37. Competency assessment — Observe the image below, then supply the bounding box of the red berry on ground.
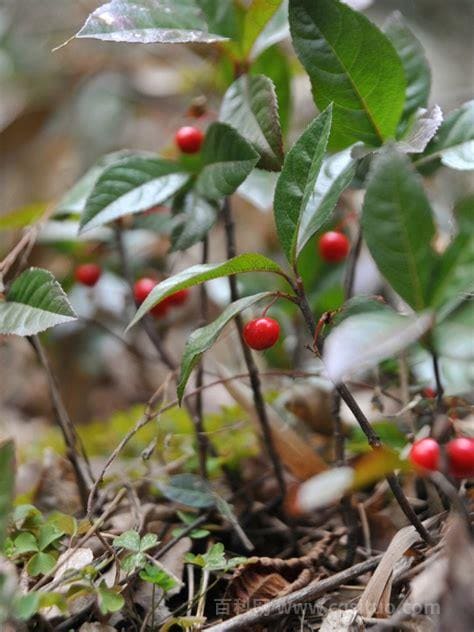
[409,438,440,472]
[168,288,190,306]
[175,126,204,154]
[446,437,474,479]
[318,231,350,263]
[422,387,437,399]
[243,317,280,351]
[133,277,156,304]
[75,263,102,287]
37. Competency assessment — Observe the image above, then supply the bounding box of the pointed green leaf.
[289,0,405,150]
[80,156,188,232]
[75,0,228,44]
[196,0,239,39]
[416,100,474,170]
[13,593,41,621]
[0,203,46,230]
[27,552,57,577]
[362,149,436,311]
[240,0,284,58]
[384,12,431,124]
[296,148,355,258]
[220,74,284,171]
[274,106,333,264]
[38,524,64,551]
[127,253,286,329]
[196,123,259,199]
[0,268,77,336]
[0,440,14,552]
[324,310,433,383]
[178,292,274,402]
[251,0,289,60]
[170,193,218,252]
[140,533,158,552]
[252,43,292,135]
[139,563,178,591]
[158,474,215,508]
[428,232,474,320]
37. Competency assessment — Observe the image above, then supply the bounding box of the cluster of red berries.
[133,277,189,319]
[409,436,474,479]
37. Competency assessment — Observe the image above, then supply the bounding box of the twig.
[195,236,210,479]
[205,554,383,632]
[343,227,363,300]
[292,280,434,545]
[221,197,286,502]
[29,335,92,513]
[431,351,445,412]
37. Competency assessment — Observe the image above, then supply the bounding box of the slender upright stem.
[29,336,91,513]
[343,227,363,300]
[293,279,434,545]
[195,237,210,479]
[222,198,286,501]
[431,351,445,412]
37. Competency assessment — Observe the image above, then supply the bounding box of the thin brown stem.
[222,197,286,502]
[293,280,434,545]
[431,351,445,412]
[343,227,363,300]
[29,336,91,513]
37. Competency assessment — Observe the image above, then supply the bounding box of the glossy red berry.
[446,437,474,479]
[168,288,190,306]
[175,126,204,154]
[409,438,440,472]
[318,231,350,263]
[422,387,437,399]
[243,317,280,351]
[133,277,156,304]
[75,263,102,287]
[151,298,172,318]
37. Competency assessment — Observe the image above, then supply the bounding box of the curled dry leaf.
[225,537,332,616]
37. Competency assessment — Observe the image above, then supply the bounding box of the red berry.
[175,126,204,154]
[446,437,474,479]
[243,317,280,351]
[318,231,350,263]
[422,387,437,399]
[151,298,172,318]
[409,438,440,472]
[168,288,190,306]
[133,277,156,304]
[75,263,102,287]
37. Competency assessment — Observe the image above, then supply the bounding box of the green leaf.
[121,552,145,573]
[14,532,39,555]
[220,75,283,172]
[127,253,286,329]
[323,310,433,383]
[384,12,431,125]
[139,563,178,591]
[0,268,76,336]
[251,0,289,60]
[55,151,132,216]
[80,156,188,232]
[0,440,14,552]
[13,593,41,621]
[178,292,274,402]
[434,303,474,362]
[251,43,292,135]
[75,0,228,44]
[416,100,474,170]
[37,524,64,551]
[158,474,215,508]
[240,0,284,58]
[296,148,355,258]
[113,530,141,552]
[26,552,57,577]
[47,512,77,537]
[140,533,159,551]
[289,0,405,150]
[196,123,259,200]
[196,0,239,39]
[395,104,443,154]
[170,193,218,252]
[428,232,474,320]
[362,148,436,311]
[274,106,333,264]
[97,582,124,615]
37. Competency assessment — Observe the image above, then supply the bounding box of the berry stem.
[292,277,434,545]
[222,197,287,503]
